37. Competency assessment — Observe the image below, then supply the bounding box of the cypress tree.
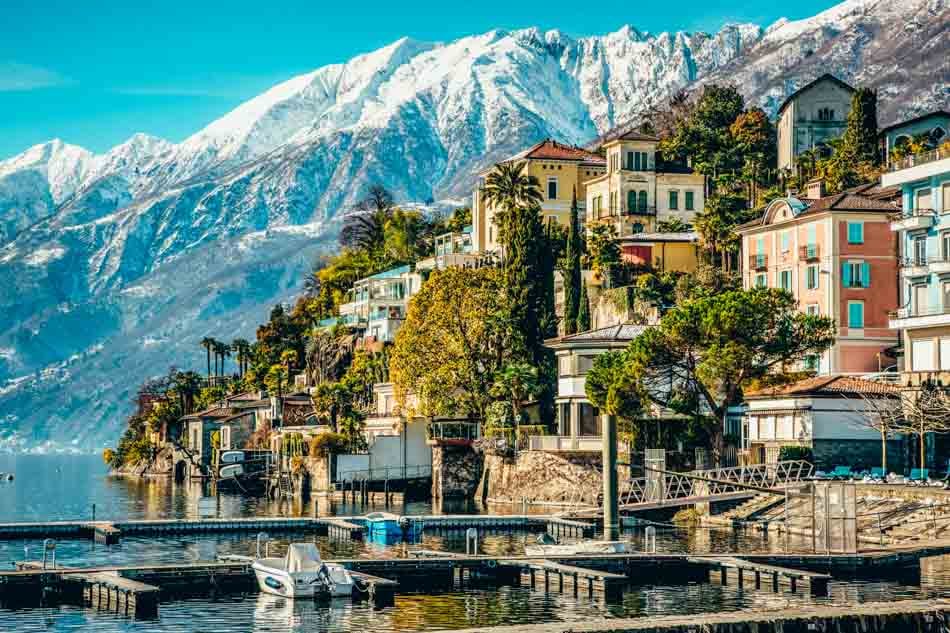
[563,187,582,335]
[577,280,591,332]
[842,87,879,166]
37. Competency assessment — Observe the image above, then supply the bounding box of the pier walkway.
[0,513,595,544]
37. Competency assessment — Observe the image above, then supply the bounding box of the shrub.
[309,432,349,457]
[778,446,813,462]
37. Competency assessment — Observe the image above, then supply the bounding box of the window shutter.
[634,152,641,170]
[842,263,851,287]
[861,262,871,287]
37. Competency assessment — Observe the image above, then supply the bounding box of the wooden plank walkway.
[688,556,831,596]
[500,559,627,602]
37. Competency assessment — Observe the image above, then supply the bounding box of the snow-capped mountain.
[1,0,947,451]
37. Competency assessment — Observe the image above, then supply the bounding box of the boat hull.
[252,562,354,599]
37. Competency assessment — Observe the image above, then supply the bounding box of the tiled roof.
[805,192,899,213]
[546,323,652,346]
[745,375,898,399]
[619,231,698,243]
[617,130,660,142]
[509,139,605,164]
[879,110,950,134]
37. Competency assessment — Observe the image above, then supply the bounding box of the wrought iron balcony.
[799,244,820,261]
[748,254,768,271]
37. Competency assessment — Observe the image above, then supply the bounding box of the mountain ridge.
[0,0,947,451]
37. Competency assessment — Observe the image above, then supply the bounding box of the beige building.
[776,74,855,173]
[472,139,606,253]
[584,131,705,236]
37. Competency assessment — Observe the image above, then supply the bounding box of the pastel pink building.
[737,182,901,374]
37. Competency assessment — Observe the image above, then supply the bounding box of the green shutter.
[861,262,871,287]
[842,263,851,287]
[634,152,641,170]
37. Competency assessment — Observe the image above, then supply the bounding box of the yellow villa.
[584,131,706,236]
[471,139,606,253]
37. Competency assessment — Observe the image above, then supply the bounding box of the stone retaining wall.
[432,445,483,500]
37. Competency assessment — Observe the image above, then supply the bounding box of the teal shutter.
[634,152,641,170]
[842,263,851,288]
[861,262,871,288]
[848,303,864,328]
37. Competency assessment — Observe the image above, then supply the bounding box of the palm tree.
[481,162,543,214]
[215,342,231,379]
[339,185,395,254]
[231,339,251,377]
[200,337,216,381]
[173,371,203,415]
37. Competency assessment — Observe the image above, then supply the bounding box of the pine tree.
[842,87,879,166]
[577,280,591,332]
[562,187,582,335]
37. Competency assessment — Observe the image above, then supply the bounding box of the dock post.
[602,414,619,541]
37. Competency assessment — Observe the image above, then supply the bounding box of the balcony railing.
[897,207,936,220]
[890,304,950,320]
[623,205,657,217]
[799,244,820,261]
[748,254,768,270]
[889,145,950,172]
[426,421,481,445]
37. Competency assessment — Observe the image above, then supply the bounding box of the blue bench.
[909,468,930,484]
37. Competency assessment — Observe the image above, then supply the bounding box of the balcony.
[799,244,820,261]
[900,255,950,277]
[891,208,936,233]
[623,205,657,217]
[889,304,950,329]
[426,421,481,446]
[748,254,768,271]
[883,146,950,188]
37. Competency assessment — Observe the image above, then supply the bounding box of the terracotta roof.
[805,192,899,213]
[777,74,855,116]
[744,375,898,399]
[181,406,234,421]
[843,183,901,201]
[509,139,605,164]
[738,189,898,232]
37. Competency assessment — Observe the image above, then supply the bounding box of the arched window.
[638,191,648,213]
[626,190,636,214]
[632,222,644,234]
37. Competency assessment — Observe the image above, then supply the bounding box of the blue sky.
[1,0,840,159]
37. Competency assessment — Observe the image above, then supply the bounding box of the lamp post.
[602,413,619,541]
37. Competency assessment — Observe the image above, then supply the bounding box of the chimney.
[803,178,826,200]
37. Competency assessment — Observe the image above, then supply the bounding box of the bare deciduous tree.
[893,380,950,471]
[845,389,902,474]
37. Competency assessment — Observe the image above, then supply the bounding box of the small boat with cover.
[252,542,355,599]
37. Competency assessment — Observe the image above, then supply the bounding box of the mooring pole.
[602,413,619,541]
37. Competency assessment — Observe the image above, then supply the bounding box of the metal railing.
[799,244,820,261]
[528,435,603,451]
[890,304,950,320]
[896,207,936,220]
[619,460,814,507]
[889,145,950,172]
[748,254,768,270]
[426,421,481,443]
[336,463,432,483]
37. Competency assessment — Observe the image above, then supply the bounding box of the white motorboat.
[524,533,629,557]
[253,543,355,599]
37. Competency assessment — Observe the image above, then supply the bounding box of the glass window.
[634,152,641,171]
[915,284,929,315]
[806,303,819,316]
[558,355,572,376]
[914,237,927,265]
[625,151,634,170]
[944,282,950,309]
[942,232,950,261]
[912,338,936,371]
[781,231,791,252]
[804,355,819,371]
[576,355,595,374]
[806,265,819,290]
[842,261,870,288]
[669,190,678,210]
[847,222,864,244]
[638,191,647,213]
[547,177,558,200]
[558,403,571,434]
[626,190,636,213]
[632,222,643,234]
[780,269,792,291]
[848,301,864,329]
[941,339,950,371]
[685,191,694,211]
[579,404,601,436]
[916,188,933,212]
[755,273,767,288]
[641,152,649,169]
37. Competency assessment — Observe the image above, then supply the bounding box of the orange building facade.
[737,187,900,374]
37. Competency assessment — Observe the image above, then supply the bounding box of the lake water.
[1,455,949,632]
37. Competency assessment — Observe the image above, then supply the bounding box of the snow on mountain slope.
[0,0,947,450]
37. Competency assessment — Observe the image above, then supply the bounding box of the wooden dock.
[501,559,627,602]
[688,556,831,596]
[0,514,597,544]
